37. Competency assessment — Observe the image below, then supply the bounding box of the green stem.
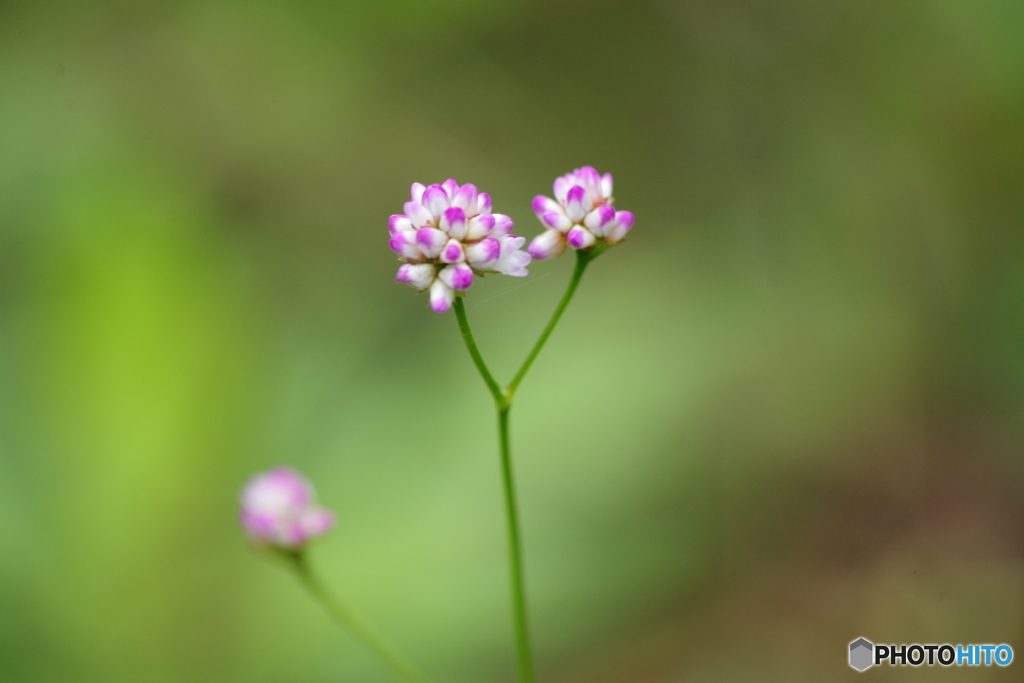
[286,551,431,683]
[498,404,533,683]
[506,249,592,398]
[452,298,534,683]
[453,250,600,683]
[454,297,505,406]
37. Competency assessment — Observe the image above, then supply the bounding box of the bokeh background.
[2,1,1023,681]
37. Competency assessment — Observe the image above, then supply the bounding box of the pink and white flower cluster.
[239,467,334,550]
[528,166,634,259]
[390,179,531,313]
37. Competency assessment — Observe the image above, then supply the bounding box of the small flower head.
[390,179,532,312]
[239,467,334,550]
[528,166,634,259]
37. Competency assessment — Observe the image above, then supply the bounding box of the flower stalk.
[507,248,598,398]
[284,550,432,683]
[452,247,601,683]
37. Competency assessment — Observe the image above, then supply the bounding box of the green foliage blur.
[2,1,1023,681]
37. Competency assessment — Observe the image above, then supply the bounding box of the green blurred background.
[2,1,1023,681]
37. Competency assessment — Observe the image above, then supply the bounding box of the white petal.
[410,182,426,203]
[465,237,501,269]
[438,263,474,291]
[439,207,468,240]
[300,508,335,537]
[532,195,561,219]
[465,214,496,241]
[442,178,460,198]
[541,209,573,232]
[494,250,531,277]
[388,231,422,260]
[476,192,492,215]
[452,183,478,213]
[566,226,596,249]
[564,185,592,223]
[606,211,634,244]
[415,227,447,258]
[491,214,514,237]
[395,263,436,291]
[421,185,450,219]
[527,230,567,260]
[498,234,526,257]
[439,238,466,264]
[583,205,616,236]
[403,201,434,228]
[389,215,414,236]
[576,166,602,203]
[429,280,455,313]
[553,175,573,204]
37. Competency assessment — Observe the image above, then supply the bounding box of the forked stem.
[452,250,596,683]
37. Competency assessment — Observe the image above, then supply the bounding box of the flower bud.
[466,237,501,270]
[430,279,455,313]
[566,226,596,250]
[439,263,474,291]
[528,229,567,260]
[240,467,334,550]
[415,227,448,259]
[395,263,436,291]
[439,238,467,264]
[606,211,634,244]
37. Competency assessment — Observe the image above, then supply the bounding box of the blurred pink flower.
[239,467,334,549]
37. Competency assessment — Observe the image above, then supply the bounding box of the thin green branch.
[497,405,534,683]
[454,296,505,406]
[286,551,431,683]
[506,249,593,398]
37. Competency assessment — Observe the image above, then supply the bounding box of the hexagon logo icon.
[849,638,874,671]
